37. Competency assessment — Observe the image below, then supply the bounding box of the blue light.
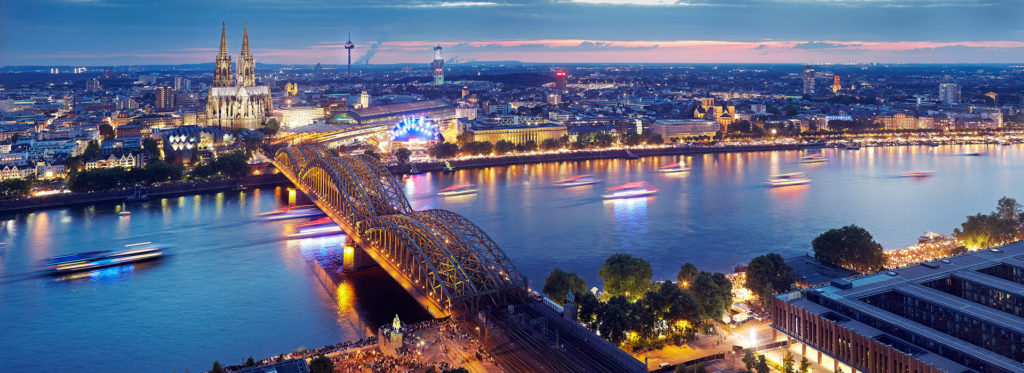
[389,116,439,142]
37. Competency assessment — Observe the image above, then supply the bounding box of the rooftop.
[347,100,453,120]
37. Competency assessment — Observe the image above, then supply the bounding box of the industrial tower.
[431,45,444,85]
[344,27,355,75]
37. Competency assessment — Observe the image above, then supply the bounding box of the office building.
[173,76,183,91]
[555,71,567,90]
[155,86,175,110]
[803,66,815,95]
[431,45,444,85]
[940,83,961,105]
[773,242,1024,373]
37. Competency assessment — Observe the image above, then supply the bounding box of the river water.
[2,144,1021,371]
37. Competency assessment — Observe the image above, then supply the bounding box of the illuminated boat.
[963,152,985,156]
[259,205,325,221]
[602,181,659,199]
[38,243,166,275]
[438,183,478,196]
[766,172,811,187]
[841,142,861,150]
[798,153,827,164]
[902,170,936,178]
[655,162,689,173]
[288,217,343,239]
[554,174,602,187]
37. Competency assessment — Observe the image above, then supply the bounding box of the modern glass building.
[772,242,1024,373]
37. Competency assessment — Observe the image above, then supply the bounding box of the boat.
[655,162,689,173]
[38,243,166,276]
[259,205,325,221]
[438,183,478,196]
[766,172,811,187]
[442,161,455,174]
[919,231,944,244]
[922,141,941,147]
[962,152,986,156]
[118,202,131,216]
[902,170,936,178]
[602,181,659,199]
[799,153,827,164]
[287,217,343,239]
[841,142,861,150]
[554,174,602,187]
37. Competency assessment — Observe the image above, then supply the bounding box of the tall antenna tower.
[344,27,356,76]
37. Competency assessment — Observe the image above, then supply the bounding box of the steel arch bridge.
[273,145,525,316]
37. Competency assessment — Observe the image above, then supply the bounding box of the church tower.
[237,23,256,87]
[213,23,234,87]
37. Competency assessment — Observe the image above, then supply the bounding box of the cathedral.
[205,23,272,130]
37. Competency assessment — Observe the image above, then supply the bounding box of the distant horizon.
[2,0,1024,66]
[4,61,1024,69]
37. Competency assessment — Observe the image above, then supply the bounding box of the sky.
[1,0,1023,66]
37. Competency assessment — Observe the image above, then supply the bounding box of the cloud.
[577,41,612,48]
[793,41,862,49]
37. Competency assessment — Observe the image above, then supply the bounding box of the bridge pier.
[343,244,379,272]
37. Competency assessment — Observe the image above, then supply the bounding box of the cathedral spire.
[236,23,256,87]
[241,23,251,57]
[212,22,234,87]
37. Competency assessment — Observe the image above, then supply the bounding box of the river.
[1,144,1021,372]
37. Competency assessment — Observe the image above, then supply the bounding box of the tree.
[745,253,794,306]
[428,142,459,159]
[576,290,601,330]
[799,356,810,373]
[244,357,256,367]
[308,355,334,373]
[210,361,225,373]
[542,268,587,305]
[676,263,699,288]
[262,118,281,137]
[456,132,473,146]
[362,149,379,160]
[83,140,100,160]
[598,253,652,301]
[393,147,412,164]
[494,140,516,155]
[812,224,886,273]
[647,133,664,145]
[597,295,634,344]
[142,138,162,160]
[783,104,799,117]
[215,151,251,178]
[98,123,115,140]
[755,355,770,373]
[690,271,732,321]
[742,351,757,371]
[541,138,561,151]
[0,178,33,199]
[782,350,794,373]
[521,139,538,152]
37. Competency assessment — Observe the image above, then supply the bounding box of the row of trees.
[543,254,733,349]
[0,178,34,199]
[66,151,251,192]
[812,224,886,273]
[953,197,1024,249]
[425,131,665,160]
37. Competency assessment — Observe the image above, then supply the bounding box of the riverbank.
[388,143,820,175]
[0,173,288,214]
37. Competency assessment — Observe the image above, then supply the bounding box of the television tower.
[344,27,355,75]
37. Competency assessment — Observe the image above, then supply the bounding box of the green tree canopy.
[745,253,794,306]
[142,138,162,160]
[308,355,333,373]
[83,140,100,161]
[393,147,412,164]
[262,117,281,137]
[540,138,561,151]
[598,253,652,301]
[690,271,733,321]
[676,262,699,288]
[812,224,886,273]
[493,140,516,155]
[428,142,459,159]
[0,178,33,199]
[542,268,587,305]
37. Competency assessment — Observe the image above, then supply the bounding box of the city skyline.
[2,0,1024,66]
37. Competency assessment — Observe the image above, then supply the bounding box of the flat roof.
[347,100,452,121]
[779,241,1024,373]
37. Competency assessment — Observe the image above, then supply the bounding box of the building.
[173,76,182,91]
[162,126,235,164]
[772,242,1024,373]
[832,75,842,94]
[878,112,920,130]
[342,100,455,130]
[469,123,567,145]
[273,106,325,129]
[651,119,719,139]
[803,66,815,95]
[155,86,175,110]
[205,23,272,129]
[547,93,562,105]
[555,71,568,90]
[940,83,961,105]
[431,45,444,85]
[359,90,370,109]
[86,78,101,91]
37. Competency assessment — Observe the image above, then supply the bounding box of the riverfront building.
[468,123,567,145]
[341,100,454,131]
[772,241,1024,373]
